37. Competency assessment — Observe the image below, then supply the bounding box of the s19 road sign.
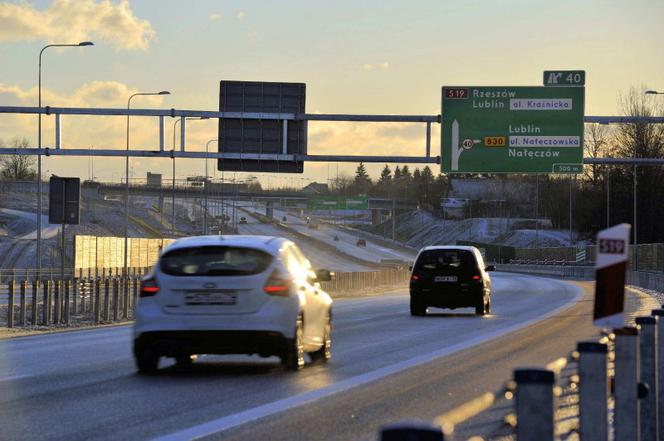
[441,86,585,174]
[593,223,630,328]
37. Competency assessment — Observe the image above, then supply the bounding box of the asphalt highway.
[0,272,636,441]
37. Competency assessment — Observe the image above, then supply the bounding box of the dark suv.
[409,246,494,316]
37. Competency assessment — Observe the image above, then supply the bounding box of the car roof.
[419,245,479,253]
[161,235,291,256]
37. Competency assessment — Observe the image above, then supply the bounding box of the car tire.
[475,297,488,316]
[282,314,305,371]
[310,316,332,363]
[410,298,426,316]
[135,347,159,374]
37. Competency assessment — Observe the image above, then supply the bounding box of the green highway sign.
[543,70,586,87]
[308,195,368,210]
[441,86,585,174]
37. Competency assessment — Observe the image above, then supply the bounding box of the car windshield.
[160,246,273,276]
[414,249,476,272]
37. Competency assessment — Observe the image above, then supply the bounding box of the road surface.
[1,272,645,441]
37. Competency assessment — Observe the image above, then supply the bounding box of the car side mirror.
[485,265,496,272]
[316,269,333,282]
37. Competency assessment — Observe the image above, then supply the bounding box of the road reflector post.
[31,280,39,325]
[614,326,640,441]
[652,309,664,441]
[132,277,139,317]
[593,224,631,328]
[7,278,15,328]
[103,278,110,323]
[19,280,27,326]
[636,316,658,441]
[515,368,555,441]
[94,278,101,324]
[112,277,119,322]
[54,280,62,324]
[379,422,446,441]
[64,279,71,325]
[578,341,609,441]
[42,279,51,325]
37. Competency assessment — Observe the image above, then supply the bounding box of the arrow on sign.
[546,72,563,84]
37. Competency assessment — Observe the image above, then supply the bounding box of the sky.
[0,0,663,187]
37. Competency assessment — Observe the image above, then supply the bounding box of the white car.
[133,235,333,373]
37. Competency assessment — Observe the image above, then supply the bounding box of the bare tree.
[0,138,36,181]
[583,123,613,184]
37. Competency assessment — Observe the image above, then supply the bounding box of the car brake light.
[140,277,160,297]
[264,270,293,297]
[411,274,420,281]
[472,275,481,281]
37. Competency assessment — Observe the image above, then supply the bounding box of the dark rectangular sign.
[218,80,306,173]
[49,176,80,225]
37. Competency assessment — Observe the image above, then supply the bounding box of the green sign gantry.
[441,86,585,174]
[308,195,368,211]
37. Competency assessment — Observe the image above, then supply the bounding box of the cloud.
[209,13,222,21]
[0,0,155,50]
[362,62,390,71]
[236,10,246,19]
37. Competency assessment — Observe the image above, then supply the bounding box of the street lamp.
[204,138,218,234]
[125,91,170,283]
[170,117,208,236]
[645,90,663,95]
[37,41,93,278]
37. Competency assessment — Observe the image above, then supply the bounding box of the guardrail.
[379,313,664,440]
[1,268,410,328]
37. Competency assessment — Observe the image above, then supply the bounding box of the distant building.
[302,182,329,194]
[146,172,162,187]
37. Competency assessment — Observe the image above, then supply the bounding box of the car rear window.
[414,249,477,273]
[160,246,273,276]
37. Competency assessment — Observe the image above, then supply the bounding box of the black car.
[409,246,494,316]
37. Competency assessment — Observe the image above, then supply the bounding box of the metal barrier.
[2,268,410,328]
[378,313,664,441]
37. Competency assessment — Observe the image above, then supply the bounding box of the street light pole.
[170,117,208,236]
[37,41,93,279]
[125,91,170,283]
[204,139,218,235]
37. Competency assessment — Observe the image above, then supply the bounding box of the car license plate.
[434,276,458,282]
[185,291,237,305]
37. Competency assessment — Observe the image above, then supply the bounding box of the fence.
[1,268,410,328]
[379,312,664,440]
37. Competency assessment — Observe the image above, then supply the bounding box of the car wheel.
[135,347,159,374]
[475,298,488,316]
[310,316,332,363]
[175,355,195,367]
[282,314,305,371]
[410,298,426,316]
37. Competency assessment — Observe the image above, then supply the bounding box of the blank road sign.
[48,176,80,225]
[218,80,306,173]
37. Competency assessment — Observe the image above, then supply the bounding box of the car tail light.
[140,277,160,297]
[411,274,420,281]
[263,270,293,297]
[472,275,481,281]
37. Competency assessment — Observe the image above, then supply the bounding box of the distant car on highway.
[239,217,247,224]
[409,245,494,316]
[133,235,334,373]
[356,239,366,247]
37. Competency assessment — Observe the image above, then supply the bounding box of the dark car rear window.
[414,249,477,273]
[161,246,273,276]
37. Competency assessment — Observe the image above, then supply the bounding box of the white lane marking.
[153,281,583,441]
[0,374,32,383]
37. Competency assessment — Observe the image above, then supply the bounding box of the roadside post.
[593,224,631,329]
[578,341,609,441]
[515,368,555,441]
[652,309,664,441]
[636,316,658,441]
[7,278,15,328]
[615,326,640,441]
